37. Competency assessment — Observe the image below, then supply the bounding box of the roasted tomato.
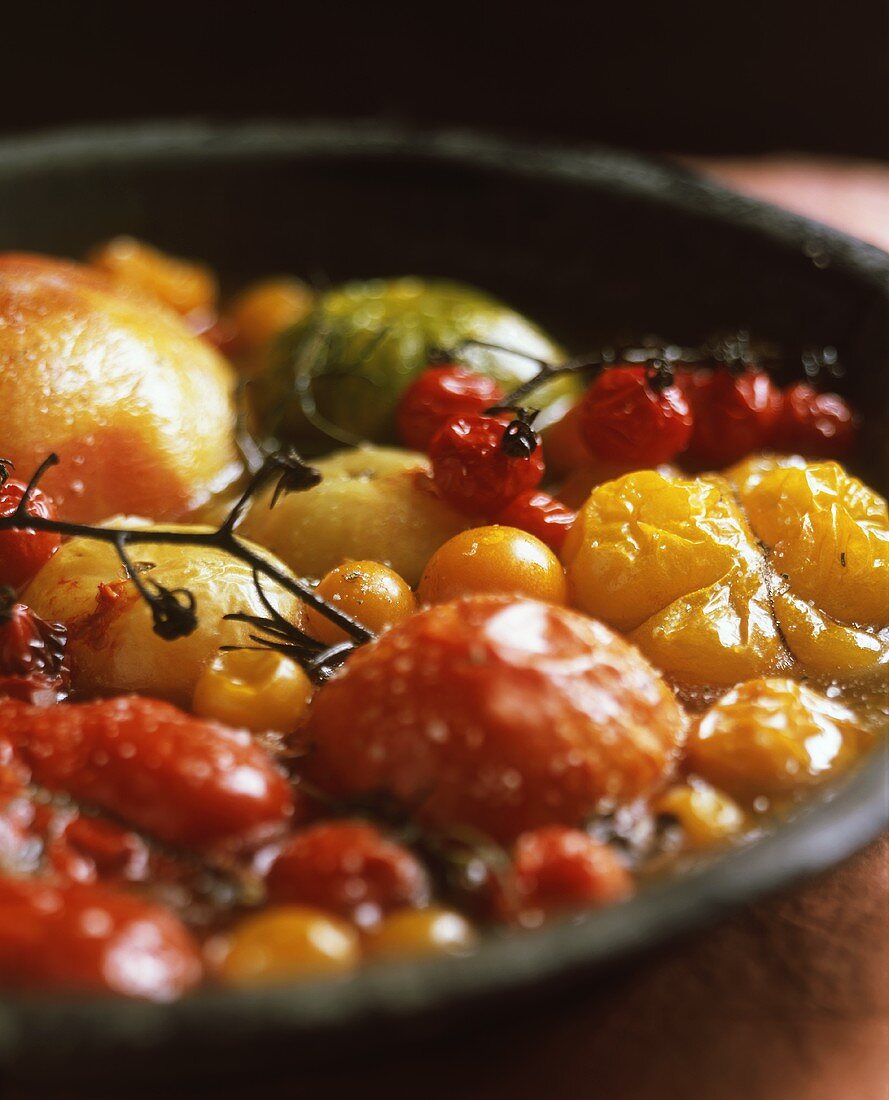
[241,447,466,586]
[24,526,304,707]
[680,365,782,469]
[772,382,857,459]
[303,597,686,843]
[396,365,506,453]
[0,477,61,591]
[0,876,202,1000]
[0,254,240,522]
[689,678,866,803]
[0,694,295,850]
[0,598,69,704]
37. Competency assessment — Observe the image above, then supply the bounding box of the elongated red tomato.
[0,695,296,850]
[305,597,685,843]
[0,876,202,1000]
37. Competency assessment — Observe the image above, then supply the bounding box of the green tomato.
[251,277,575,450]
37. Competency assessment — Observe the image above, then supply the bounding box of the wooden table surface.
[10,158,889,1100]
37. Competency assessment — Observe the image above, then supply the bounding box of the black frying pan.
[0,122,886,1089]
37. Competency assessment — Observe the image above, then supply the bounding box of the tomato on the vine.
[0,599,69,704]
[396,365,506,453]
[0,478,60,590]
[576,365,693,467]
[429,415,545,517]
[495,490,576,553]
[679,366,782,469]
[772,381,857,458]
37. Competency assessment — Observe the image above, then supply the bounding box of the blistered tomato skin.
[689,678,865,803]
[418,526,567,606]
[305,561,416,645]
[396,365,506,453]
[215,906,359,986]
[24,528,304,708]
[577,366,693,467]
[0,876,202,1000]
[0,600,69,705]
[681,367,782,469]
[0,254,241,522]
[266,822,430,924]
[305,597,686,843]
[495,826,633,924]
[562,470,787,685]
[429,415,546,518]
[495,491,576,553]
[0,695,296,850]
[0,480,61,591]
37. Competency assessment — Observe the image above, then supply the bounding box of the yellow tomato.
[215,906,359,987]
[689,678,865,803]
[654,780,746,847]
[192,649,313,732]
[241,447,466,586]
[364,907,477,962]
[305,561,416,644]
[418,526,567,606]
[737,460,889,628]
[89,236,218,316]
[25,524,304,707]
[0,254,240,522]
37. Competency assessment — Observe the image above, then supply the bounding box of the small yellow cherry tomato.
[229,278,314,354]
[214,906,359,987]
[365,907,477,961]
[417,526,567,606]
[89,236,218,316]
[305,560,416,644]
[654,780,746,847]
[192,649,313,733]
[689,677,865,803]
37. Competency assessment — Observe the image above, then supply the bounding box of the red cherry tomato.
[576,365,693,467]
[0,694,296,851]
[680,366,782,468]
[0,876,202,999]
[0,600,69,704]
[0,479,60,590]
[396,365,506,453]
[493,825,633,923]
[496,491,576,553]
[429,415,545,518]
[772,381,857,458]
[266,821,430,925]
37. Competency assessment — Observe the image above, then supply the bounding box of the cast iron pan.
[0,122,886,1088]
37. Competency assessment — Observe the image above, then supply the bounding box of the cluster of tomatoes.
[395,358,858,550]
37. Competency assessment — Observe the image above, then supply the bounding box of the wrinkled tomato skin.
[396,366,505,453]
[680,367,782,469]
[0,695,296,851]
[577,366,693,467]
[266,821,430,923]
[0,480,60,591]
[429,416,545,517]
[0,876,202,1000]
[0,601,69,704]
[304,597,685,843]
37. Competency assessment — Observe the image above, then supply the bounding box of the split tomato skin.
[266,821,430,925]
[0,876,202,1000]
[429,415,545,518]
[0,600,69,705]
[0,479,60,591]
[396,365,506,453]
[0,695,296,851]
[304,596,686,844]
[679,366,782,469]
[577,366,693,467]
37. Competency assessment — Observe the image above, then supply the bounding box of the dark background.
[3,1,888,157]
